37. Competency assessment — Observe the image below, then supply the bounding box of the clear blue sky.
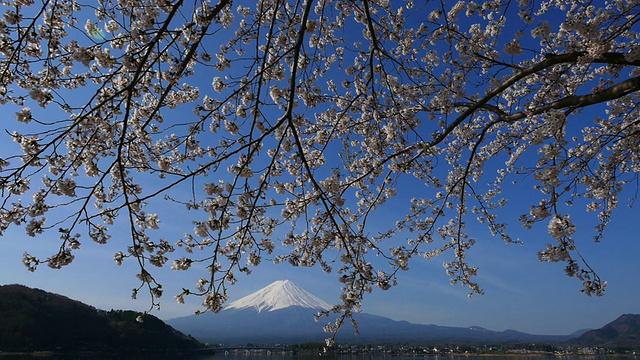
[1,0,639,338]
[1,177,638,336]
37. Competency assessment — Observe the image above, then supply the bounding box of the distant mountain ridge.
[167,280,577,345]
[3,282,637,349]
[571,314,640,348]
[0,284,202,351]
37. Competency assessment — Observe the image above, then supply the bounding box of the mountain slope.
[169,305,574,345]
[571,314,640,348]
[169,280,331,344]
[167,280,573,345]
[169,306,328,344]
[329,312,575,344]
[0,284,202,351]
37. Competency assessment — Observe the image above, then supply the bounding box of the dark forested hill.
[571,314,640,349]
[0,284,202,351]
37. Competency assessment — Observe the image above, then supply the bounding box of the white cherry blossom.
[0,0,638,341]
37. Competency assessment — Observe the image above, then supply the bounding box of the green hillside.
[0,284,202,352]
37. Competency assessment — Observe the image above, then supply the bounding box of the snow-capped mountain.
[226,280,332,313]
[167,280,335,344]
[167,280,576,345]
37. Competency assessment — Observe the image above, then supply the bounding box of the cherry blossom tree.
[1,0,639,340]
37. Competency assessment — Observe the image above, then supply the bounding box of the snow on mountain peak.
[225,280,332,313]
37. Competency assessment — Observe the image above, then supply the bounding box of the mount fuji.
[167,280,334,344]
[225,280,332,313]
[167,280,575,345]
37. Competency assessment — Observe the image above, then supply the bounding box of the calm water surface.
[191,356,639,360]
[2,354,638,360]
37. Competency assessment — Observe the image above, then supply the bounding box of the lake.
[1,353,637,360]
[191,355,638,360]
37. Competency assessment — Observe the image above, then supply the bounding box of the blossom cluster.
[0,0,638,339]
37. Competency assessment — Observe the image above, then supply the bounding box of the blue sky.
[1,172,638,336]
[1,0,640,339]
[1,97,639,334]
